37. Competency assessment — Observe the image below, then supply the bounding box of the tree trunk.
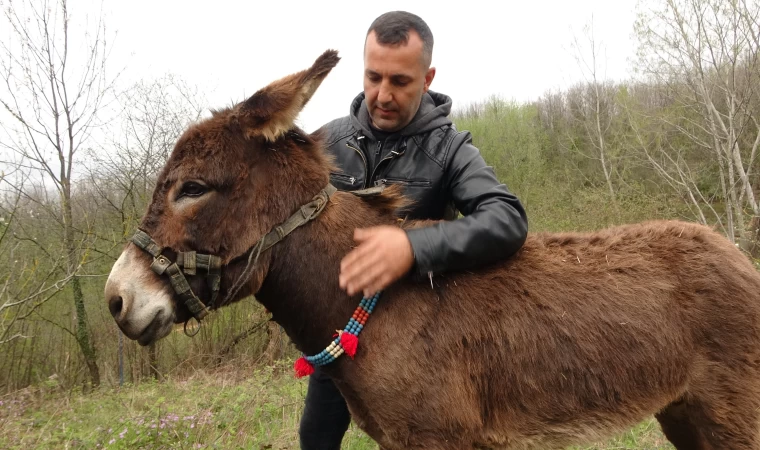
[594,82,617,207]
[71,276,100,388]
[148,342,160,380]
[63,186,100,388]
[264,322,284,364]
[740,215,760,260]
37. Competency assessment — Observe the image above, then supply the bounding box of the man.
[299,11,529,449]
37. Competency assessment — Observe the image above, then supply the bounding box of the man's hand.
[339,225,414,297]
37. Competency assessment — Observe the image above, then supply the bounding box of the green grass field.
[0,361,675,450]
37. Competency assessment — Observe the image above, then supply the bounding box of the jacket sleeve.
[404,131,528,274]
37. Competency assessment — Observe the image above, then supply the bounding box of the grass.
[0,360,674,450]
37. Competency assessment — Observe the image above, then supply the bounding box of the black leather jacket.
[319,90,528,275]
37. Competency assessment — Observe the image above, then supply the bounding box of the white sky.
[39,0,642,135]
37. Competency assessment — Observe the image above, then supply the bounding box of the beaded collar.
[294,292,381,377]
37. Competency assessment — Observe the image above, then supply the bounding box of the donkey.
[105,50,760,449]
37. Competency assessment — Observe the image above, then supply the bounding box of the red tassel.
[294,357,314,378]
[340,332,359,358]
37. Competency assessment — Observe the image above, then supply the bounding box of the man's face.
[363,30,435,132]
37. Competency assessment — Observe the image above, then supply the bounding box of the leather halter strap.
[131,230,219,320]
[130,183,338,326]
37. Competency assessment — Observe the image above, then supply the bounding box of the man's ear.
[236,50,341,142]
[423,66,436,93]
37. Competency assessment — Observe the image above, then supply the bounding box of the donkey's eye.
[178,181,207,199]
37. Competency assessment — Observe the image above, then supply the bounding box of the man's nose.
[377,81,393,104]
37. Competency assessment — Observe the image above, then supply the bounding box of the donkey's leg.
[655,399,707,450]
[689,396,760,450]
[698,356,760,450]
[660,379,760,450]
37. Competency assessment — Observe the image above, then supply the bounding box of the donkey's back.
[343,220,760,449]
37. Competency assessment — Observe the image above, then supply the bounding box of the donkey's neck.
[254,192,398,355]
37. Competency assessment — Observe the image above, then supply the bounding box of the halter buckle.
[150,255,171,275]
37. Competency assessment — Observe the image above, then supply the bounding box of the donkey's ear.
[236,50,340,142]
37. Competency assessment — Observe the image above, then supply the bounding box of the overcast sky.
[68,1,641,132]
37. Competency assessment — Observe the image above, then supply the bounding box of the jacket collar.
[349,90,453,140]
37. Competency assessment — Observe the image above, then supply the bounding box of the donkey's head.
[105,50,341,345]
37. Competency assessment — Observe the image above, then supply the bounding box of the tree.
[86,74,206,240]
[84,75,207,380]
[0,0,120,387]
[568,15,621,208]
[634,0,760,255]
[0,176,74,348]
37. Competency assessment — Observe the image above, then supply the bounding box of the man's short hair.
[366,11,434,68]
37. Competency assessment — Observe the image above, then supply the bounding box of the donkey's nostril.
[109,295,123,319]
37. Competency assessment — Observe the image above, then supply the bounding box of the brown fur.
[129,50,760,449]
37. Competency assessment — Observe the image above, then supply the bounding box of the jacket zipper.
[330,173,356,184]
[369,141,406,185]
[375,177,431,187]
[345,138,369,188]
[374,141,383,162]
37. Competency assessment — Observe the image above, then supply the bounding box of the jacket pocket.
[330,172,358,188]
[375,177,431,187]
[330,173,356,184]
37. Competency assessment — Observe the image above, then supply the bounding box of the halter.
[130,183,338,335]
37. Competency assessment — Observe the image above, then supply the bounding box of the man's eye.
[179,181,207,198]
